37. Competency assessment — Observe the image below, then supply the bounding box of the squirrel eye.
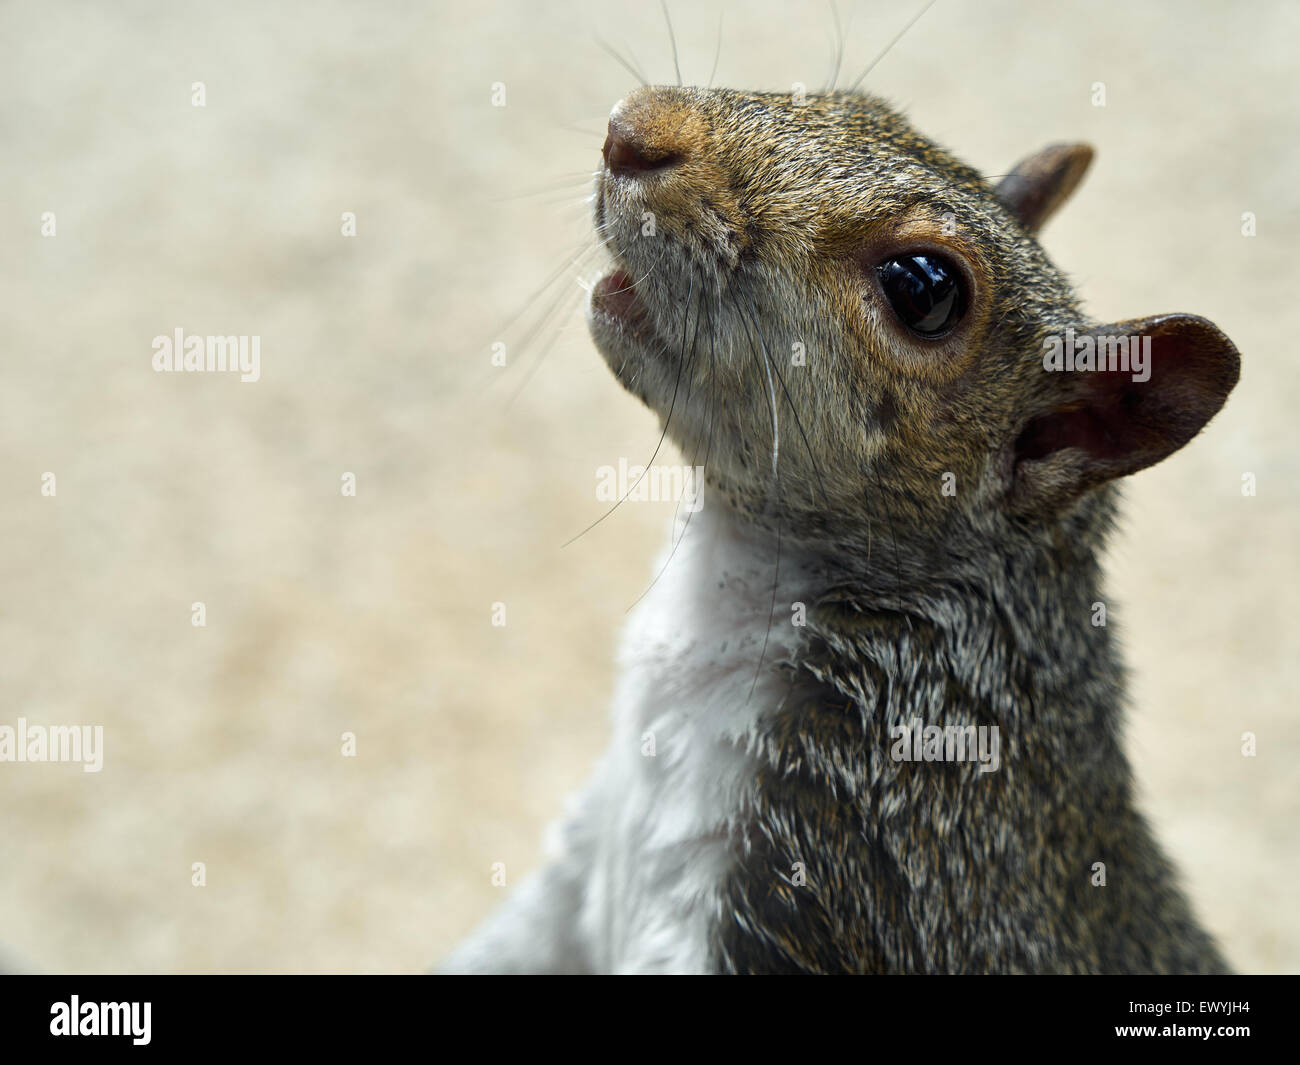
[876,254,965,338]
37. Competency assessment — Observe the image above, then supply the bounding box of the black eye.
[876,254,965,338]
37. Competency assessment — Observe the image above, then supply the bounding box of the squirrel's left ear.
[1007,314,1241,516]
[995,143,1093,234]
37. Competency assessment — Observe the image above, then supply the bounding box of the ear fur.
[996,143,1094,234]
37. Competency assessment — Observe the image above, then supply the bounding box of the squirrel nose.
[602,113,684,177]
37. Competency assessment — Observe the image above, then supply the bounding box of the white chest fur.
[439,495,822,974]
[572,498,818,973]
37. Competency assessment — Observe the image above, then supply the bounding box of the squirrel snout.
[602,117,683,177]
[602,90,695,178]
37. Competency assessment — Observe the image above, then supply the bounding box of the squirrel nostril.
[602,119,683,177]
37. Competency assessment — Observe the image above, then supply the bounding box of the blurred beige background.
[0,0,1294,973]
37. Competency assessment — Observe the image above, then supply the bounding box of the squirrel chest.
[573,502,820,973]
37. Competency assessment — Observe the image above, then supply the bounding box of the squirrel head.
[588,87,1240,564]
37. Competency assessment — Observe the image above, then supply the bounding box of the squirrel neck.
[692,481,1123,708]
[662,488,1225,973]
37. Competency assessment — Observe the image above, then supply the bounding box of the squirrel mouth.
[590,270,652,334]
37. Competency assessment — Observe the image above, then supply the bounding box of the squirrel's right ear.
[1006,314,1241,517]
[995,144,1093,234]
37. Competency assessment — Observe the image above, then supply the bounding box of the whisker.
[502,284,591,408]
[604,239,673,293]
[748,513,783,702]
[845,0,939,94]
[596,35,649,87]
[562,273,697,548]
[660,0,682,87]
[741,291,831,508]
[490,234,622,405]
[463,240,604,402]
[496,238,602,340]
[828,0,845,91]
[494,173,598,203]
[624,288,712,611]
[734,293,780,480]
[620,38,653,86]
[555,123,611,138]
[725,292,785,701]
[708,11,724,87]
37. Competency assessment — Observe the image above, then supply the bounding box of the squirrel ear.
[995,143,1094,234]
[1008,314,1241,515]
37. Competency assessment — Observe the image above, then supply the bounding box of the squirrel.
[442,85,1240,974]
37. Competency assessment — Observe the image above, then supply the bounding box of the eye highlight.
[876,253,965,338]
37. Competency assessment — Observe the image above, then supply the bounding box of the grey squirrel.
[443,85,1238,973]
